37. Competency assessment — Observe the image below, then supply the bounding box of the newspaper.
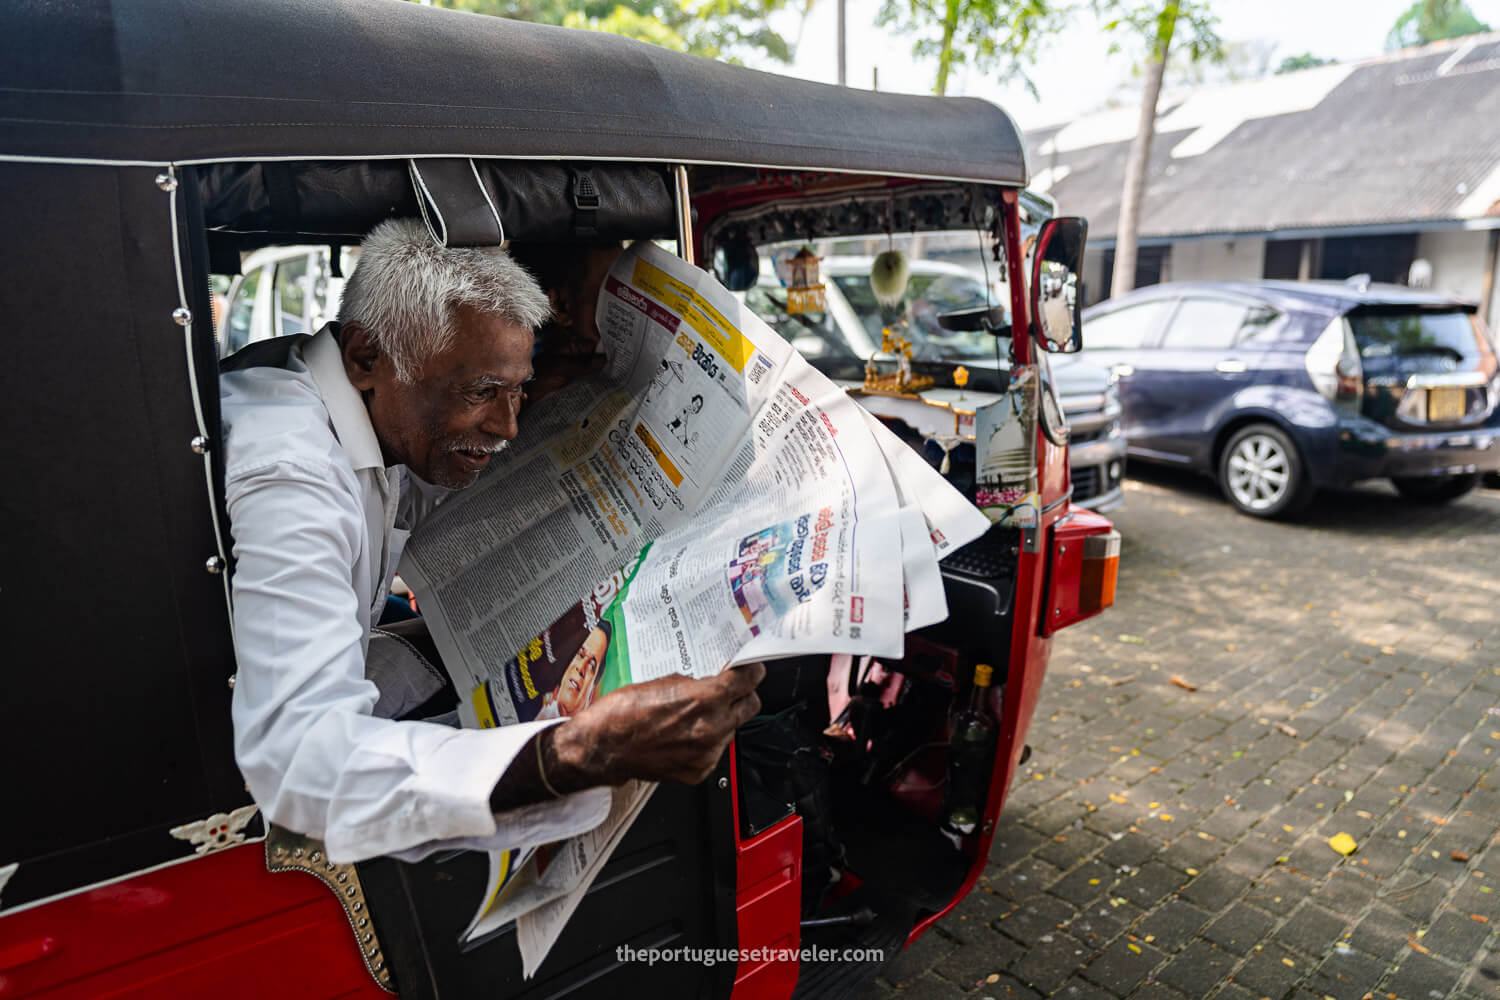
[398,241,989,974]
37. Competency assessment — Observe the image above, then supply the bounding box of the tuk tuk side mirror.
[1030,216,1087,354]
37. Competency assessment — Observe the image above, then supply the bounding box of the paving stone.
[1134,898,1213,952]
[1231,941,1307,999]
[994,894,1079,948]
[1010,931,1091,996]
[1126,984,1191,1000]
[1117,862,1191,909]
[1310,869,1380,913]
[1079,937,1165,995]
[991,823,1049,865]
[1157,940,1236,996]
[1178,865,1251,910]
[1203,902,1278,955]
[933,929,1026,986]
[1309,946,1393,1000]
[1276,903,1348,958]
[1037,829,1110,871]
[1049,859,1120,908]
[1385,950,1463,1000]
[885,929,961,988]
[1421,909,1493,964]
[1049,976,1117,1000]
[1097,832,1163,870]
[993,857,1065,903]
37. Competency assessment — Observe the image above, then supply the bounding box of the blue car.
[1080,280,1500,518]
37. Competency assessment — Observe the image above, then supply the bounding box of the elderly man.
[221,218,761,864]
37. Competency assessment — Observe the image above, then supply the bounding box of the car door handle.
[1215,359,1248,374]
[1110,363,1134,379]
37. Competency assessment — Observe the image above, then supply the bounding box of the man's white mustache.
[447,438,509,454]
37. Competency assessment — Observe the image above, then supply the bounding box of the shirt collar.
[304,324,386,472]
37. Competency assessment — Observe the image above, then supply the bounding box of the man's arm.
[490,664,766,811]
[228,459,609,863]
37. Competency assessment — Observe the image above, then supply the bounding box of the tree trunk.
[1111,11,1176,298]
[934,0,961,96]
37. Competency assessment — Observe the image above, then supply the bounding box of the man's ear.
[340,322,383,391]
[546,286,575,328]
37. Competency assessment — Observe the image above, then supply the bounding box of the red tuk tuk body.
[0,2,1114,997]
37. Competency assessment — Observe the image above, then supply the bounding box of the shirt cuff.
[324,718,605,863]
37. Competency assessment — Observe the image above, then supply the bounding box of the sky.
[746,0,1500,129]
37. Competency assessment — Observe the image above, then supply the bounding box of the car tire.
[1217,423,1315,519]
[1391,472,1480,503]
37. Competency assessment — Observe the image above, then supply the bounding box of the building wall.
[1414,229,1489,300]
[1163,237,1267,283]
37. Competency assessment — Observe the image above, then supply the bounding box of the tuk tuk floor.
[861,469,1500,1000]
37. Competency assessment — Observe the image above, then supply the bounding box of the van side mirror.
[1030,217,1087,354]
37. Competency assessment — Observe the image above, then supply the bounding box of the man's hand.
[550,663,765,789]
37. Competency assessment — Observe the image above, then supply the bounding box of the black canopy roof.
[0,0,1027,186]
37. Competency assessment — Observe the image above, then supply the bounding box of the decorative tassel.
[869,249,909,308]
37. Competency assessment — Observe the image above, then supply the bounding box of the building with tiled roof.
[1028,33,1500,318]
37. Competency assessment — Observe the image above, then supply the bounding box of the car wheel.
[1217,423,1314,519]
[1391,472,1479,503]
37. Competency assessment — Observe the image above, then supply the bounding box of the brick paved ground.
[864,469,1500,1000]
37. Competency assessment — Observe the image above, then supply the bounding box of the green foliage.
[1094,0,1221,65]
[1275,52,1333,74]
[1386,0,1491,50]
[875,0,1064,96]
[425,0,795,63]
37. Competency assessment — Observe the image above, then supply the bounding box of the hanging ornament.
[869,249,910,308]
[785,246,826,314]
[953,365,970,399]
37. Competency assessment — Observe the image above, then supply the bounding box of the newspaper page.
[396,241,979,972]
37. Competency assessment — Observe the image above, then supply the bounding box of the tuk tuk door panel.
[0,163,242,892]
[0,845,383,999]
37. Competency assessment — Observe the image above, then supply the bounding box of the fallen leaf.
[1127,943,1141,954]
[1274,722,1299,738]
[1328,832,1358,856]
[1160,814,1174,822]
[1109,793,1129,804]
[1407,938,1430,955]
[1282,957,1296,967]
[1168,675,1198,691]
[1105,674,1138,687]
[1118,634,1147,645]
[1451,850,1471,862]
[986,974,1000,984]
[1471,914,1489,923]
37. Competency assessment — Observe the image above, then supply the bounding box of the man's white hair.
[338,218,551,382]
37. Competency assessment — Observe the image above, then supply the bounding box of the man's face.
[346,304,534,489]
[556,626,609,716]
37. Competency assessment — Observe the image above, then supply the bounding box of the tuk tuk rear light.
[1042,510,1118,635]
[1080,530,1120,616]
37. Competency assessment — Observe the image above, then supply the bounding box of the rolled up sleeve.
[228,460,607,864]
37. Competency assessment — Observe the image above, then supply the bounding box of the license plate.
[1429,386,1466,422]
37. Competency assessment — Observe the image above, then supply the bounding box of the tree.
[1097,1,1220,298]
[876,0,1063,97]
[425,0,796,64]
[1386,0,1491,50]
[1275,52,1333,74]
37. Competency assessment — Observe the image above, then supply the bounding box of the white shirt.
[220,327,610,864]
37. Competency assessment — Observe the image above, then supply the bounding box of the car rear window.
[1347,309,1489,367]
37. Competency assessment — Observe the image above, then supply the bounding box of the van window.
[1161,298,1278,350]
[224,267,263,354]
[745,284,858,362]
[1084,300,1171,350]
[275,254,310,336]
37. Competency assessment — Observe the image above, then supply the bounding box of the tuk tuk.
[0,1,1117,996]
